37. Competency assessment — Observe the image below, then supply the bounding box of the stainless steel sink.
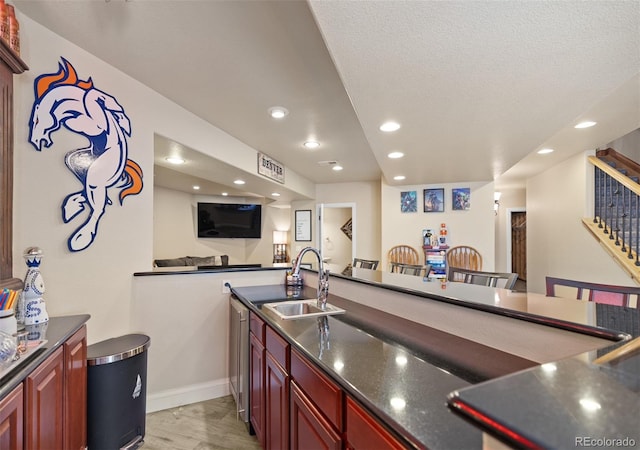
[262,299,345,320]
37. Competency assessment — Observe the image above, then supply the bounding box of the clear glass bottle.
[6,3,18,55]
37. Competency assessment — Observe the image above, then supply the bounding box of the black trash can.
[87,334,151,450]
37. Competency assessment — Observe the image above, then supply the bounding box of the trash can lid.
[87,333,150,366]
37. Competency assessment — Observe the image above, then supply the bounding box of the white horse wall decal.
[28,58,143,252]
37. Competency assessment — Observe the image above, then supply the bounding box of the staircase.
[584,148,640,283]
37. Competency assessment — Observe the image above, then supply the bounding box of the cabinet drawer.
[265,326,289,370]
[250,311,265,344]
[346,397,405,450]
[290,349,343,429]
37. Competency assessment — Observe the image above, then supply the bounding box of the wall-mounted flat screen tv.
[197,203,262,238]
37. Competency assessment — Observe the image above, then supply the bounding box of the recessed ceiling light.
[388,151,404,159]
[233,179,245,185]
[165,156,185,165]
[268,106,288,119]
[272,192,281,197]
[537,148,554,155]
[303,140,320,149]
[575,121,597,129]
[192,185,200,190]
[393,175,406,181]
[222,192,228,196]
[380,121,401,132]
[332,164,343,171]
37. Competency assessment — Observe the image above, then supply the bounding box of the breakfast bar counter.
[231,270,637,449]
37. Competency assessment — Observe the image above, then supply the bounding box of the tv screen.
[197,203,262,238]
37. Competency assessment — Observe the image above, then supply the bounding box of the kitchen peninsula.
[132,265,638,448]
[229,267,638,449]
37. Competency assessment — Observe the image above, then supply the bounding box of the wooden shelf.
[0,38,27,74]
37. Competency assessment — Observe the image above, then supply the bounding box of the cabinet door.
[265,351,289,450]
[25,346,64,450]
[0,383,23,450]
[290,381,341,450]
[250,332,265,446]
[64,325,87,450]
[346,397,405,450]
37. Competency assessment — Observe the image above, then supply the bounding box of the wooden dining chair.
[446,246,482,271]
[545,276,640,308]
[387,245,420,271]
[352,258,379,270]
[448,267,518,289]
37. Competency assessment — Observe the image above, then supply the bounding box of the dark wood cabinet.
[24,346,64,450]
[290,381,341,450]
[265,326,289,450]
[0,37,27,288]
[250,331,265,446]
[345,397,405,450]
[64,325,87,450]
[0,383,23,450]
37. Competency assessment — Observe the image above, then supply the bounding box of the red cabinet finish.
[0,383,23,450]
[250,332,265,447]
[346,396,406,450]
[25,346,64,450]
[64,325,87,450]
[265,334,289,450]
[290,381,342,450]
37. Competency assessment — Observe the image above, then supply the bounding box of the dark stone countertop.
[232,284,482,450]
[0,314,91,399]
[232,276,640,450]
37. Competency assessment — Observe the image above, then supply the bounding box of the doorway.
[317,203,356,274]
[507,208,527,288]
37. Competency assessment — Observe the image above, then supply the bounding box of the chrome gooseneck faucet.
[291,247,330,310]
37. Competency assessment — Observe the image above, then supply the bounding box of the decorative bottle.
[0,0,8,44]
[17,247,48,326]
[6,3,17,55]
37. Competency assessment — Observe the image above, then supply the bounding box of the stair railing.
[585,152,640,282]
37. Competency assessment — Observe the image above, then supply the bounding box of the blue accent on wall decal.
[28,57,144,252]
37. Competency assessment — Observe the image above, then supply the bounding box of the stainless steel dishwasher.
[229,296,249,427]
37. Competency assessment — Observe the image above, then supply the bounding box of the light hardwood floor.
[144,396,262,450]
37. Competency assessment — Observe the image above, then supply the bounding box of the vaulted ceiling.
[15,0,640,201]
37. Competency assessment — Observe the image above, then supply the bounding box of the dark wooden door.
[290,381,341,450]
[511,211,527,281]
[25,346,64,450]
[64,325,87,450]
[265,352,289,450]
[250,333,265,447]
[0,383,23,450]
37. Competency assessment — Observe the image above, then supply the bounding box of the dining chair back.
[352,258,379,270]
[397,263,431,277]
[448,267,518,289]
[545,276,640,308]
[446,246,482,271]
[387,245,420,271]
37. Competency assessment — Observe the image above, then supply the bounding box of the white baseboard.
[146,378,231,413]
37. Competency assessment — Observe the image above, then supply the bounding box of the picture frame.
[400,191,417,213]
[452,187,471,210]
[295,210,312,241]
[423,188,445,212]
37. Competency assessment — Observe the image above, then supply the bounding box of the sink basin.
[262,299,345,320]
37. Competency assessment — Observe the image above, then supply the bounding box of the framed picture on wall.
[400,191,417,213]
[295,210,312,241]
[423,188,444,212]
[452,187,471,210]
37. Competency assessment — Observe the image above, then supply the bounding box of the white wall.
[11,13,310,344]
[381,180,496,270]
[316,181,381,263]
[321,207,352,270]
[526,151,635,294]
[153,186,288,266]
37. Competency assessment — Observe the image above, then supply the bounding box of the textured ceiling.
[14,0,640,198]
